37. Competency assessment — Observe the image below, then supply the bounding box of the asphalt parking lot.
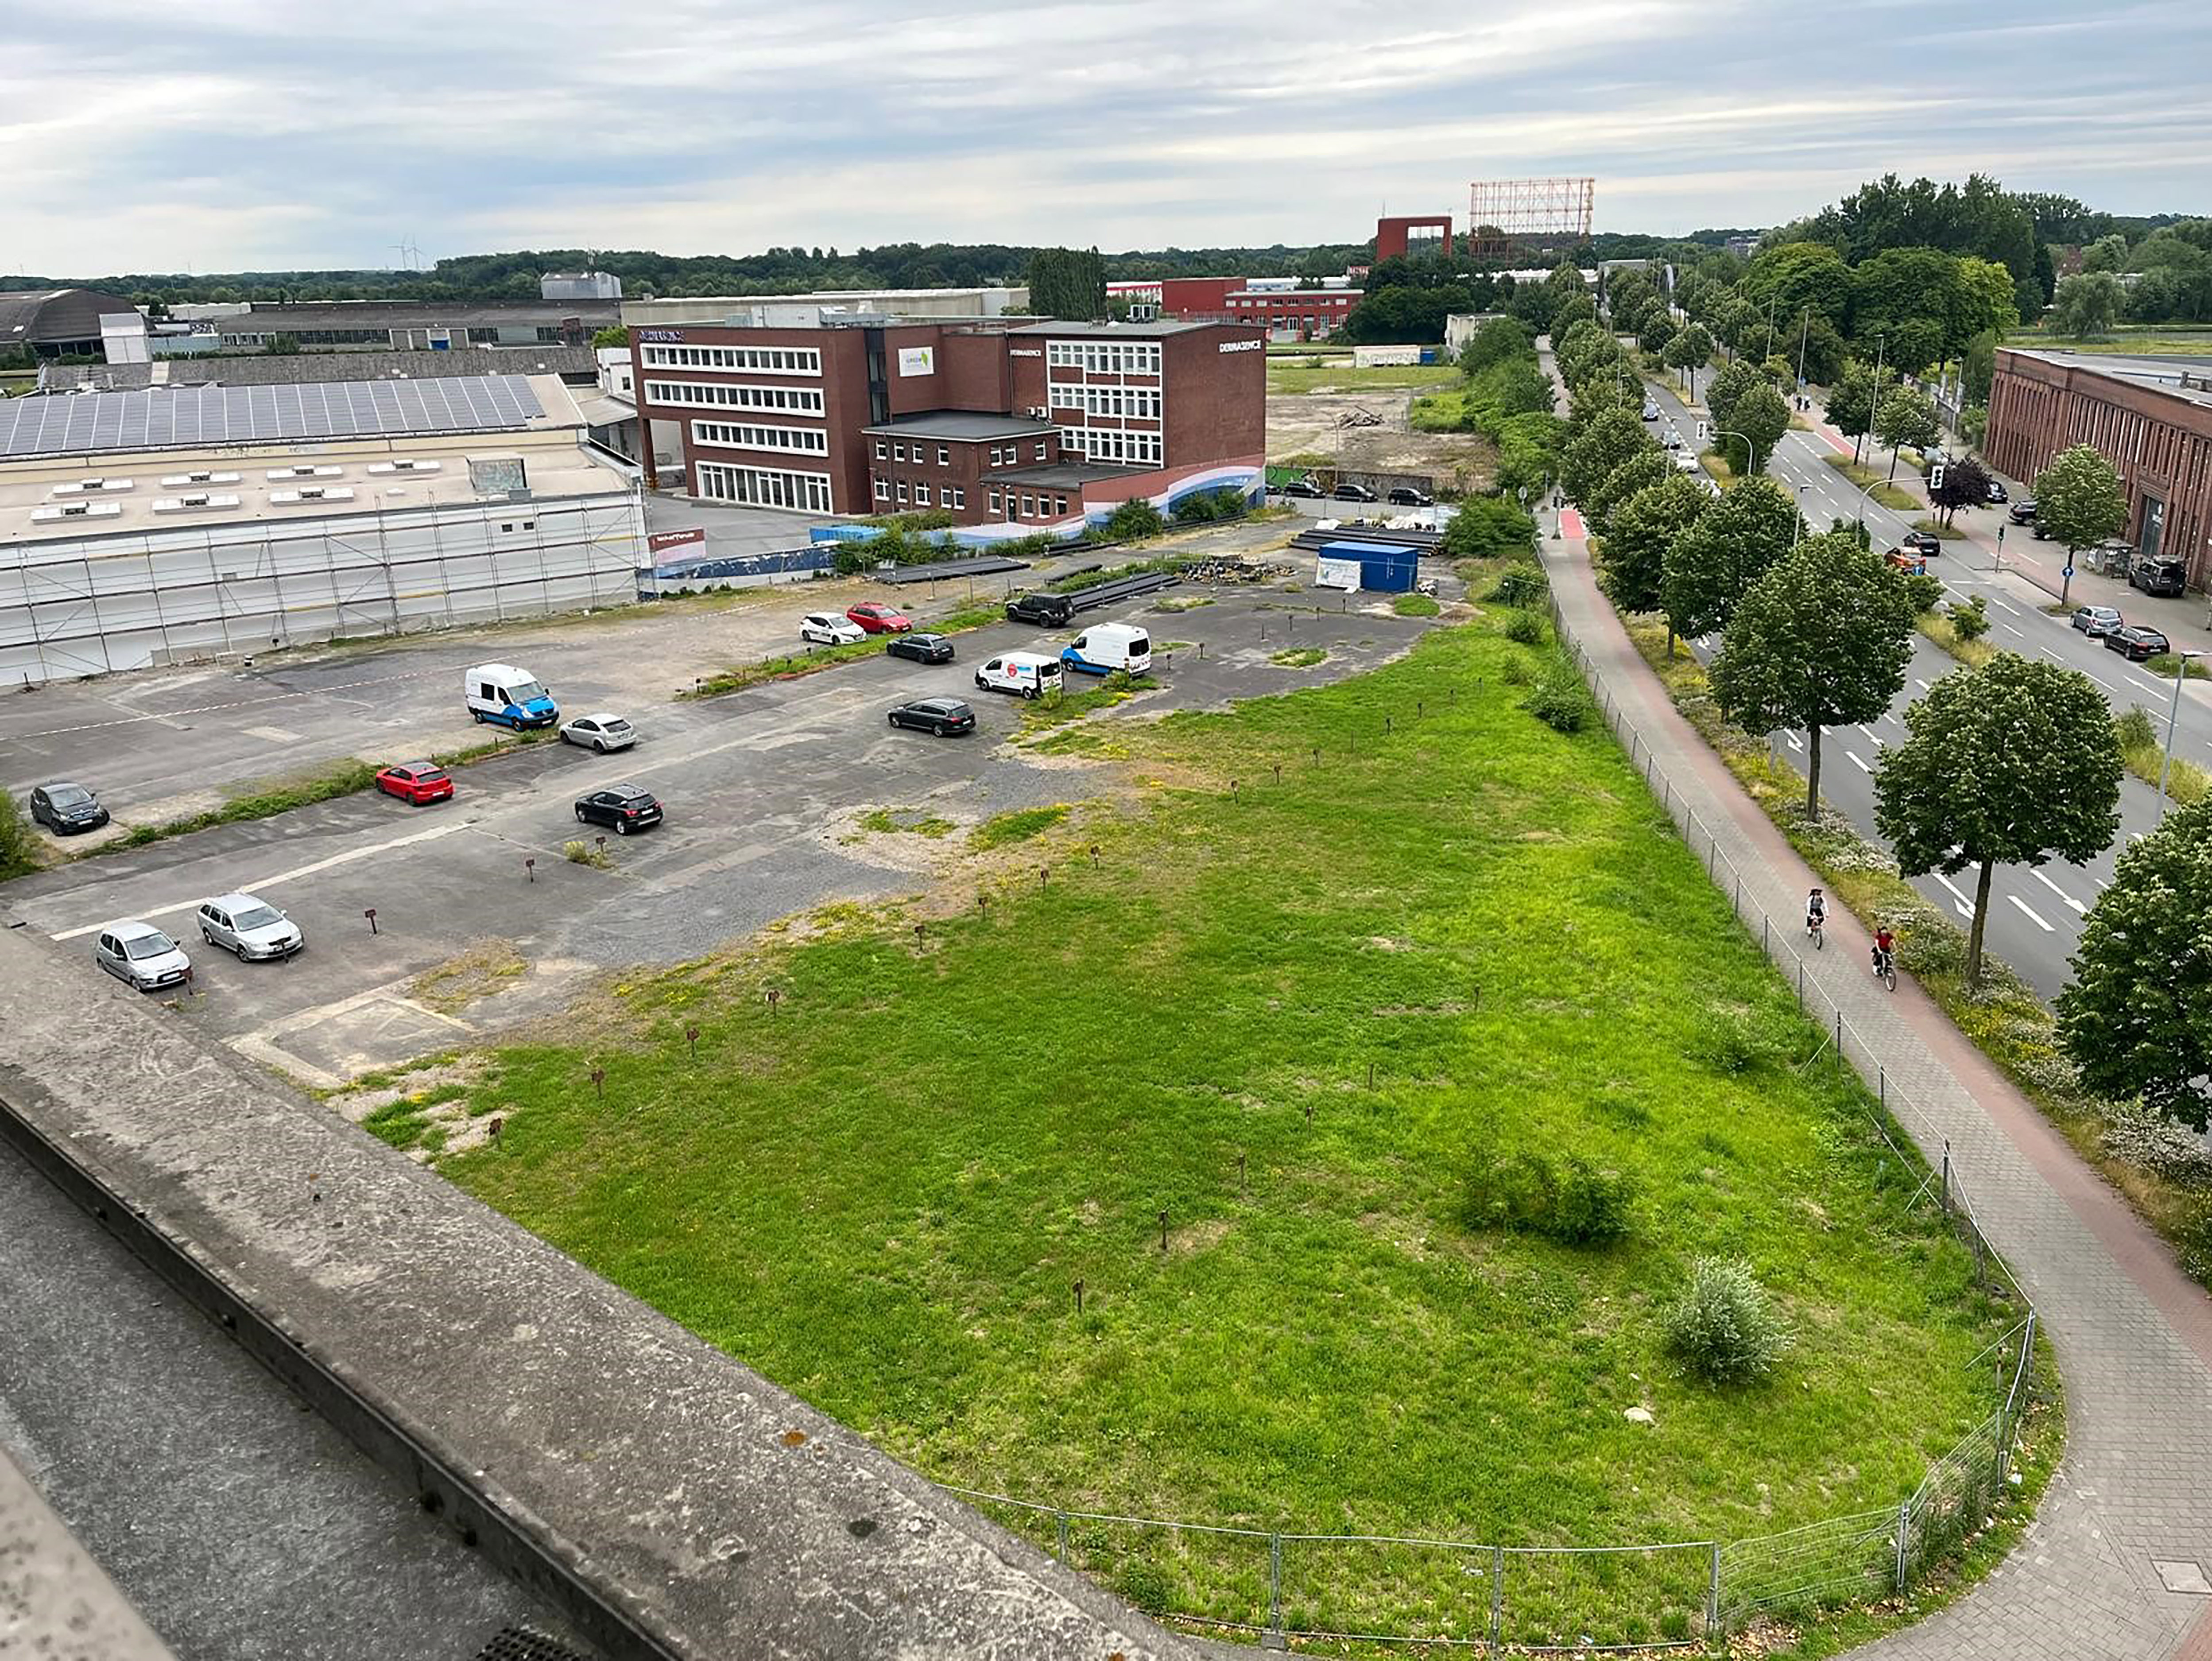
[4,567,1446,1085]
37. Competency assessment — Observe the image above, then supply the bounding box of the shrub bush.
[1522,657,1593,733]
[1443,496,1538,563]
[0,791,41,879]
[1465,1149,1636,1245]
[1503,609,1546,645]
[1488,564,1550,608]
[1902,570,1944,614]
[1104,498,1166,540]
[1948,594,1991,641]
[1171,487,1248,524]
[2114,705,2158,751]
[562,839,612,868]
[1664,1257,1793,1385]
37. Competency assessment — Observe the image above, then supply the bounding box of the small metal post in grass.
[1089,843,1100,868]
[1266,1534,1285,1646]
[363,907,379,936]
[1489,1546,1505,1648]
[1367,1059,1375,1088]
[978,893,989,919]
[1707,1544,1722,1638]
[686,1025,700,1060]
[1238,1152,1247,1195]
[1158,1209,1169,1252]
[1073,1279,1084,1315]
[590,1066,605,1102]
[1385,714,1392,734]
[488,1115,504,1145]
[1272,762,1281,784]
[914,922,926,950]
[1230,779,1238,801]
[766,987,782,1015]
[1038,866,1049,889]
[1939,1141,1952,1214]
[596,834,607,858]
[525,857,535,882]
[1055,1510,1069,1562]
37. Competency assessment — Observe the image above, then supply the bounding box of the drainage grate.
[472,1627,591,1661]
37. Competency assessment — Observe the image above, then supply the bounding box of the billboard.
[896,346,936,377]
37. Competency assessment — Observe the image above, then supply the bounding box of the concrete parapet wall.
[0,925,1196,1661]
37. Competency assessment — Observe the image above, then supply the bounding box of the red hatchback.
[846,602,912,635]
[375,761,454,805]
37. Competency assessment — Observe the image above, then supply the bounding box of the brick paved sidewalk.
[1541,521,2212,1659]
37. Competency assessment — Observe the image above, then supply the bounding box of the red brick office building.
[629,317,1265,530]
[1986,348,2212,590]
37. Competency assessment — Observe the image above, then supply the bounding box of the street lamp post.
[2160,649,2206,819]
[1792,482,1810,548]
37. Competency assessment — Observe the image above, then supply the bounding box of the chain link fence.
[925,614,2039,1653]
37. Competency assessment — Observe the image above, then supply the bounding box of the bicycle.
[1872,945,1898,992]
[1806,912,1825,951]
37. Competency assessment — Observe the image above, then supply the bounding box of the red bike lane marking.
[1560,507,1587,539]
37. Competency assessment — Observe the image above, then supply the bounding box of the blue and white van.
[463,662,560,729]
[1061,622,1151,677]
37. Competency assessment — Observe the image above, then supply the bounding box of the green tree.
[1873,656,2123,988]
[2057,798,2212,1128]
[1459,316,1532,376]
[2079,233,2131,273]
[1956,255,2023,342]
[2048,272,2123,338]
[1730,384,1791,474]
[1600,473,1708,614]
[1549,290,1598,344]
[1825,363,1886,463]
[1874,385,1940,480]
[1703,359,1763,442]
[1664,323,1715,402]
[1585,445,1674,534]
[2031,444,2128,555]
[1441,495,1537,561]
[1710,534,1917,814]
[1658,475,1802,653]
[590,324,630,349]
[1743,241,1853,329]
[1927,454,1992,526]
[1026,247,1107,319]
[1560,407,1652,506]
[1637,312,1675,356]
[1961,328,1999,404]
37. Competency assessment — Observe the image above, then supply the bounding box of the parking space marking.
[5,665,449,741]
[2031,870,2088,914]
[2005,893,2055,933]
[50,819,477,940]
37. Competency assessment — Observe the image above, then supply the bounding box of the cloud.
[0,0,2204,275]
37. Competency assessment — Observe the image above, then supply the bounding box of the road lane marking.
[2030,869,2087,914]
[1845,749,1871,772]
[50,818,477,940]
[1931,872,1976,918]
[1998,623,2025,638]
[1914,678,1933,692]
[1984,597,2022,616]
[2005,893,2055,932]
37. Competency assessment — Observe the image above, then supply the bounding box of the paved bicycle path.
[1542,506,2212,1658]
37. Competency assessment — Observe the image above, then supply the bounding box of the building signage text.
[1218,338,1263,353]
[1009,348,1042,357]
[639,329,686,343]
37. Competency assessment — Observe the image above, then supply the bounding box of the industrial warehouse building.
[1986,348,2212,591]
[0,287,143,360]
[629,315,1265,531]
[0,374,646,685]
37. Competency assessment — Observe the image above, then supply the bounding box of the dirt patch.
[1267,386,1496,490]
[1168,1218,1231,1256]
[410,939,529,1013]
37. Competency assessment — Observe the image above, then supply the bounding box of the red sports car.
[845,602,913,634]
[375,761,455,805]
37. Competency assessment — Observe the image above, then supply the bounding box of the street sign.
[2063,564,2075,579]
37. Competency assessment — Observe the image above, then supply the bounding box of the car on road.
[2107,625,2171,661]
[94,921,191,992]
[2009,498,2038,524]
[196,893,303,961]
[1331,482,1378,502]
[2131,555,2188,598]
[886,631,956,664]
[463,662,559,730]
[2070,605,2125,637]
[29,781,108,835]
[1885,547,1928,576]
[1662,432,1684,450]
[1641,401,1660,420]
[846,602,912,634]
[1900,530,1941,557]
[887,697,976,736]
[558,713,637,753]
[1004,590,1075,627]
[574,784,663,834]
[800,612,867,645]
[374,761,453,805]
[975,652,1063,699]
[1276,479,1325,499]
[1386,486,1433,507]
[1985,480,2009,504]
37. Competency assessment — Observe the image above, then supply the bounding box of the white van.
[974,652,1064,700]
[1061,622,1152,676]
[463,662,560,729]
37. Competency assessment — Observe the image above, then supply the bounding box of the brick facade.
[1986,349,2212,590]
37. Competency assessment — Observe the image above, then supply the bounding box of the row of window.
[646,379,827,415]
[694,461,833,513]
[990,441,1052,466]
[993,487,1072,520]
[875,438,951,466]
[642,343,822,375]
[872,479,969,510]
[1046,341,1163,375]
[1050,384,1162,420]
[691,420,829,456]
[1062,428,1164,466]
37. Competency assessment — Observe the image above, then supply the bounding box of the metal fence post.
[1055,1510,1069,1563]
[1834,1010,1843,1063]
[1894,1499,1912,1590]
[1267,1532,1283,1645]
[1706,1542,1722,1638]
[1939,1141,1952,1215]
[1489,1545,1505,1652]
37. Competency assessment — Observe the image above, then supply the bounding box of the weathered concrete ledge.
[0,925,1200,1660]
[0,1444,178,1661]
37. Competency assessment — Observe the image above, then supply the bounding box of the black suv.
[1005,591,1075,627]
[1900,531,1941,557]
[1387,486,1434,507]
[1332,482,1379,502]
[2131,556,2188,598]
[1277,479,1325,499]
[573,785,663,834]
[29,781,108,834]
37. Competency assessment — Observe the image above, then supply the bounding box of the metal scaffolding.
[1466,177,1596,260]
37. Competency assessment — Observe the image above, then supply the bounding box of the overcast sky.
[5,0,2208,276]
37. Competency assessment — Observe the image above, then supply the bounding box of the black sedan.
[1985,480,2009,504]
[29,781,108,834]
[573,784,664,834]
[2106,625,2171,662]
[887,698,976,736]
[1900,530,1941,557]
[1387,486,1433,507]
[1332,482,1379,502]
[2009,498,2038,524]
[887,631,956,664]
[1276,479,1325,499]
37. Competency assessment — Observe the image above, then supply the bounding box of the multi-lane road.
[1637,369,2209,997]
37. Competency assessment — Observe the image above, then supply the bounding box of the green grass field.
[1267,363,1464,395]
[2006,325,2212,357]
[411,621,2018,1642]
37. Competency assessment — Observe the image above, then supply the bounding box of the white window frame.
[690,420,829,456]
[989,487,1003,512]
[875,439,888,460]
[914,481,931,507]
[641,343,822,376]
[937,445,950,466]
[873,477,891,501]
[692,460,833,513]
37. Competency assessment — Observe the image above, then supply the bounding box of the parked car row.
[93,889,305,991]
[1273,480,1433,506]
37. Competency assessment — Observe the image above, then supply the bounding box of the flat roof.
[2004,348,2212,414]
[987,462,1146,489]
[0,374,553,461]
[863,411,1054,441]
[1007,319,1224,338]
[222,300,616,328]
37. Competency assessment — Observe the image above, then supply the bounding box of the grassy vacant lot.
[422,621,2018,1641]
[1266,362,1464,396]
[2006,325,2212,357]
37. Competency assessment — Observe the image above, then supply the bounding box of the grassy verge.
[2145,653,2212,681]
[1049,558,1185,595]
[406,620,2029,1646]
[1914,611,1999,668]
[1267,364,1461,395]
[969,803,1070,850]
[1410,391,1470,431]
[1910,517,1968,541]
[1019,671,1159,733]
[1391,594,1441,618]
[1269,646,1329,667]
[1699,449,1739,488]
[1624,614,2212,1292]
[2115,707,2212,807]
[857,807,957,840]
[686,602,1003,700]
[1823,454,1920,512]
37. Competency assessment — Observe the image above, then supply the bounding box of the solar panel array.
[0,376,545,460]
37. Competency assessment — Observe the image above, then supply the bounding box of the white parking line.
[50,819,476,940]
[1845,749,1871,773]
[2005,893,2055,932]
[1931,872,1976,918]
[2030,869,2087,915]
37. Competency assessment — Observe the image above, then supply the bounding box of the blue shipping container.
[1319,539,1418,594]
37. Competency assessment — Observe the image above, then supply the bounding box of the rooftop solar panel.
[0,374,546,460]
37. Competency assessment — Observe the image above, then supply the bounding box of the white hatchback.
[801,612,867,645]
[94,920,193,990]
